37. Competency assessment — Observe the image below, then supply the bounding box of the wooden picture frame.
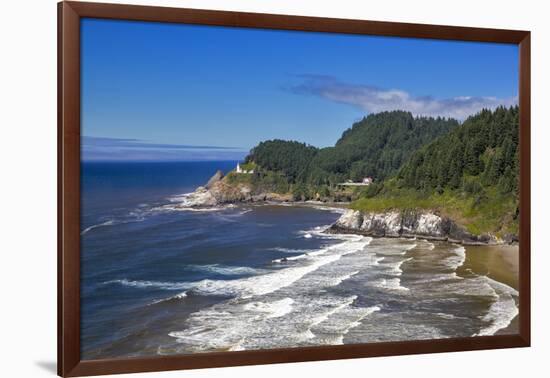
[58,1,531,376]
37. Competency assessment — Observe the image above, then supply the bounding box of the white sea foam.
[373,256,385,265]
[309,296,359,328]
[329,271,360,286]
[167,192,191,202]
[166,233,376,352]
[244,298,295,319]
[81,220,115,235]
[154,204,225,212]
[375,242,417,256]
[414,272,464,284]
[271,248,330,263]
[271,247,318,254]
[475,294,518,336]
[297,225,330,237]
[474,277,519,336]
[484,276,519,297]
[103,279,191,290]
[163,237,521,352]
[303,204,347,214]
[386,257,413,276]
[444,245,466,270]
[187,236,371,298]
[81,202,177,236]
[148,229,520,352]
[150,291,188,305]
[188,264,261,276]
[371,278,410,291]
[168,294,379,352]
[310,304,381,344]
[404,243,418,251]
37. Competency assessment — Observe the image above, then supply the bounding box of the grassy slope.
[350,184,518,237]
[224,170,291,194]
[224,167,518,237]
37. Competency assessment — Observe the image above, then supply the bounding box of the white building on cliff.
[235,163,254,174]
[362,176,374,185]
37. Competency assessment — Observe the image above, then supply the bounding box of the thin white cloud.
[291,75,517,120]
[81,136,247,161]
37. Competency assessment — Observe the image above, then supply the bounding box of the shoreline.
[86,200,520,357]
[459,244,519,335]
[325,225,513,246]
[178,188,517,247]
[460,244,519,291]
[184,172,518,247]
[325,208,518,247]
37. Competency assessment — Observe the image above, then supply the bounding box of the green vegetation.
[239,161,257,171]
[351,183,518,236]
[226,170,290,194]
[225,171,254,185]
[245,111,458,186]
[307,111,458,185]
[234,107,519,236]
[398,106,519,195]
[246,140,318,182]
[352,106,520,236]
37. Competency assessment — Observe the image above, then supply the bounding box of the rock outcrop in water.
[327,209,501,245]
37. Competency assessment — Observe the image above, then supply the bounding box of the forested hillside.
[398,106,519,195]
[308,111,458,184]
[246,140,318,182]
[236,107,519,236]
[245,111,458,186]
[353,106,519,236]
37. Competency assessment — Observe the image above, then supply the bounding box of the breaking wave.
[475,277,519,336]
[103,279,191,291]
[81,220,116,235]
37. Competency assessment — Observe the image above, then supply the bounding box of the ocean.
[80,161,519,359]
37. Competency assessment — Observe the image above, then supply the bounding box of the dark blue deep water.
[80,161,342,358]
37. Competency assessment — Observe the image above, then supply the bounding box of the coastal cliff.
[175,170,293,208]
[178,107,519,243]
[177,172,517,246]
[326,209,515,246]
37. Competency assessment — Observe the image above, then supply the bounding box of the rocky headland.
[327,208,517,246]
[173,170,293,209]
[175,171,517,246]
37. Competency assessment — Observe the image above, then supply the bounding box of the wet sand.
[459,244,519,334]
[461,245,519,290]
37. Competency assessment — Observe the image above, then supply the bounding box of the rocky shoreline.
[176,171,517,246]
[173,170,294,209]
[326,209,517,246]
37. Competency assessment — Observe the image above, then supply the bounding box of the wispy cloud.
[82,137,247,162]
[290,74,517,120]
[83,137,242,150]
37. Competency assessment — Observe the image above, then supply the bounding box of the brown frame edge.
[58,1,531,377]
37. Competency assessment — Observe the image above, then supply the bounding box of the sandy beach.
[459,244,519,334]
[461,245,519,290]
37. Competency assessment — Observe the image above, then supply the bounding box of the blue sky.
[81,18,518,161]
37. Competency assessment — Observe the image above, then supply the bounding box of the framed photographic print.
[58,1,531,376]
